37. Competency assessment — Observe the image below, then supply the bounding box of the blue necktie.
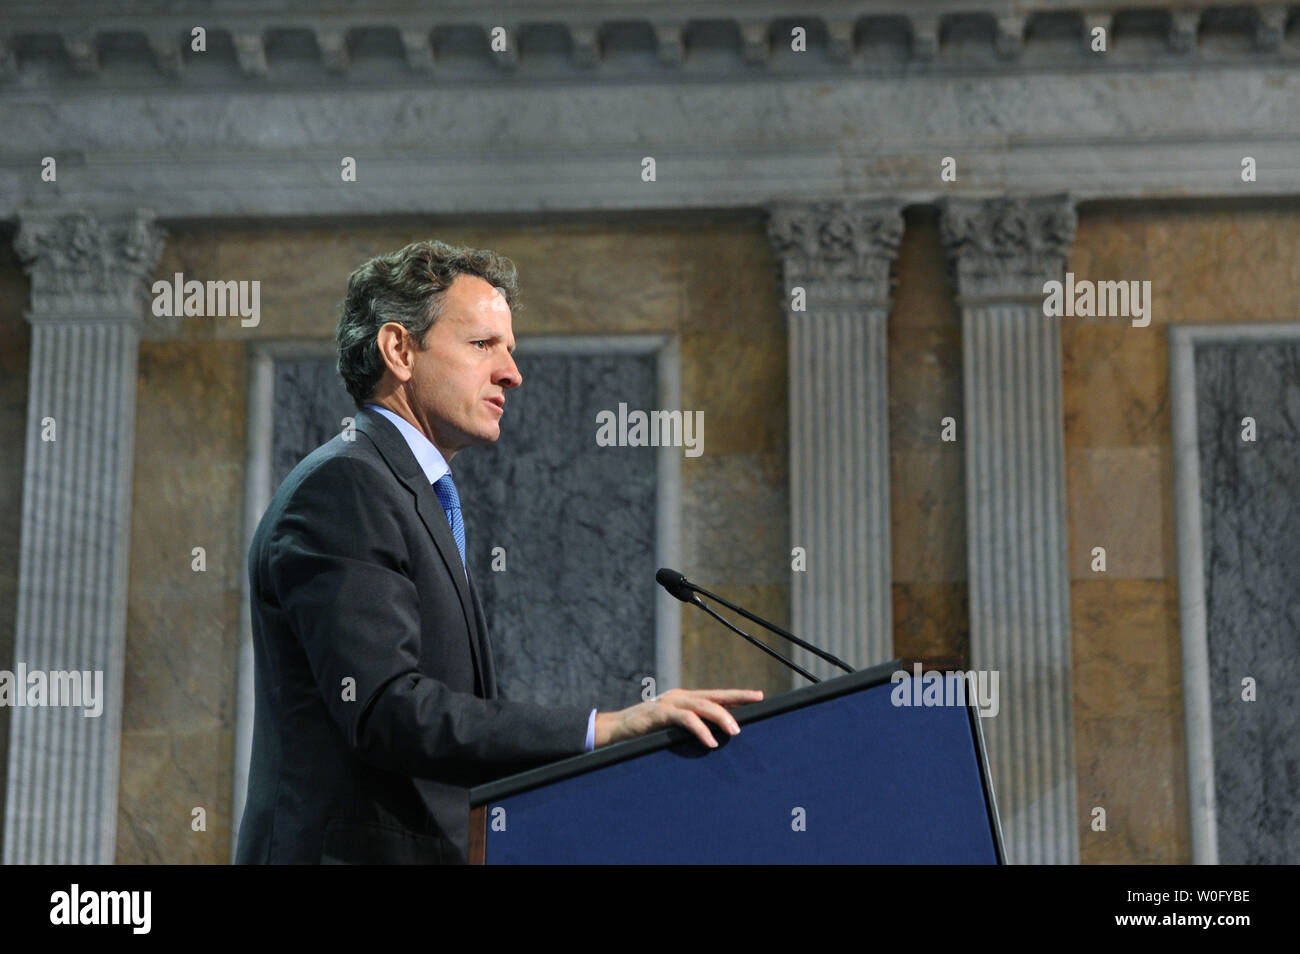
[433,473,467,574]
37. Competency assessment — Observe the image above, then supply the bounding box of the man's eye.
[473,340,488,348]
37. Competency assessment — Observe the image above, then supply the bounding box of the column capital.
[766,199,904,309]
[14,207,165,324]
[939,195,1076,304]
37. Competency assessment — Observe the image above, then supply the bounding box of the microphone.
[656,567,857,684]
[655,567,694,603]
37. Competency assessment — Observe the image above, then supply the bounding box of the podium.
[469,660,1005,863]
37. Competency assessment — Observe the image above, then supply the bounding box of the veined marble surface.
[1195,341,1300,864]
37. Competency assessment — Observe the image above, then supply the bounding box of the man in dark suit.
[236,240,761,864]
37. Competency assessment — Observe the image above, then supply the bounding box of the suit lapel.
[354,407,486,695]
[467,572,498,699]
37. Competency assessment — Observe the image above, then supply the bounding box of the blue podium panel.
[482,678,1000,863]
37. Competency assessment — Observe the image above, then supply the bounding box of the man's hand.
[594,688,764,750]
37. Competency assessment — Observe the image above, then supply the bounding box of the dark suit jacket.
[235,406,589,864]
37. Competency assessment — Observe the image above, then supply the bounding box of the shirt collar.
[364,404,449,487]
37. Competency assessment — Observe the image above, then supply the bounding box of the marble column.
[3,209,163,863]
[767,200,903,680]
[939,195,1078,864]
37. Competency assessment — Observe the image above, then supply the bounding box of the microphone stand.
[658,568,856,685]
[687,593,821,684]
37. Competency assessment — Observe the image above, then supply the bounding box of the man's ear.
[376,322,414,383]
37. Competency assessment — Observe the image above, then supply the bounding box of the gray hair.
[335,239,520,407]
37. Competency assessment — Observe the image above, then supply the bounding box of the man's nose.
[498,353,522,389]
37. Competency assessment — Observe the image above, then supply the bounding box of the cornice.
[0,2,1295,82]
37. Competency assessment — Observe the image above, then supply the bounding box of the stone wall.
[2,202,1295,862]
[1064,202,1300,863]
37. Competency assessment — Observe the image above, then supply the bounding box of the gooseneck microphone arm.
[688,593,820,684]
[656,567,857,684]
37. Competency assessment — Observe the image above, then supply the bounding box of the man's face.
[407,274,521,459]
